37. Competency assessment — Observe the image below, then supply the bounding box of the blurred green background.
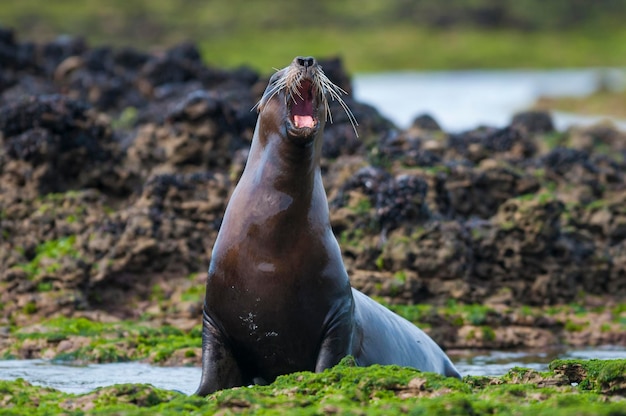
[2,0,626,73]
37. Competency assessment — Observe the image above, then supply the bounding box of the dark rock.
[511,110,555,134]
[411,113,442,131]
[1,27,626,329]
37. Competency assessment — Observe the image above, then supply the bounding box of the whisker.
[314,77,334,125]
[317,71,359,137]
[253,77,287,111]
[293,76,304,100]
[254,61,359,138]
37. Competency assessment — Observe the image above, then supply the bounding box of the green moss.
[564,319,588,332]
[393,270,407,283]
[0,378,67,414]
[545,305,562,316]
[520,305,535,317]
[352,197,372,215]
[111,106,139,129]
[16,317,106,339]
[380,301,433,326]
[612,304,626,315]
[11,317,202,364]
[4,358,626,415]
[542,132,567,150]
[536,193,554,206]
[481,326,496,342]
[499,220,516,231]
[422,165,452,176]
[549,359,626,395]
[530,168,546,180]
[465,329,476,341]
[470,227,486,240]
[22,302,37,315]
[231,357,471,413]
[150,284,166,302]
[375,254,385,271]
[36,282,53,292]
[338,227,365,249]
[568,303,589,316]
[500,367,548,383]
[181,284,204,302]
[16,236,81,280]
[465,305,491,326]
[544,181,558,193]
[39,191,81,203]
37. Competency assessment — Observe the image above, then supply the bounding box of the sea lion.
[195,56,460,396]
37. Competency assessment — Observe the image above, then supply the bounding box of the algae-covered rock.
[550,358,626,396]
[2,358,625,415]
[4,316,202,365]
[2,28,626,354]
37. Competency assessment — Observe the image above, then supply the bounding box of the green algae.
[10,317,201,364]
[4,300,624,365]
[0,378,181,416]
[382,302,433,325]
[2,358,626,415]
[0,378,68,415]
[5,301,622,365]
[16,236,81,280]
[181,274,205,302]
[383,300,499,329]
[378,300,624,341]
[549,359,626,395]
[111,106,139,130]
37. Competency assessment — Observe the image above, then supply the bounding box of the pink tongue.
[294,115,315,128]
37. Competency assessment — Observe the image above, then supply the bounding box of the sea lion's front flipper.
[195,306,243,396]
[314,297,354,372]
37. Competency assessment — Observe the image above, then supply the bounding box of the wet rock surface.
[1,28,625,352]
[3,358,626,414]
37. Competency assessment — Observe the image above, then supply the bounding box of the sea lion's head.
[256,56,357,145]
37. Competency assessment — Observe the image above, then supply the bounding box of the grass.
[201,26,626,73]
[535,89,626,119]
[2,1,626,72]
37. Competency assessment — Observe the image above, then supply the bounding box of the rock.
[511,110,555,134]
[1,28,626,342]
[411,113,442,131]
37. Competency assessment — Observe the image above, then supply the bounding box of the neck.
[244,125,324,201]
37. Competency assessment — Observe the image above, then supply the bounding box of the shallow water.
[450,346,626,378]
[0,359,201,395]
[2,346,625,395]
[353,68,626,132]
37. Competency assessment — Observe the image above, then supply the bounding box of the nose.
[295,56,316,68]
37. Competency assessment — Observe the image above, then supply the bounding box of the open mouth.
[290,79,317,129]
